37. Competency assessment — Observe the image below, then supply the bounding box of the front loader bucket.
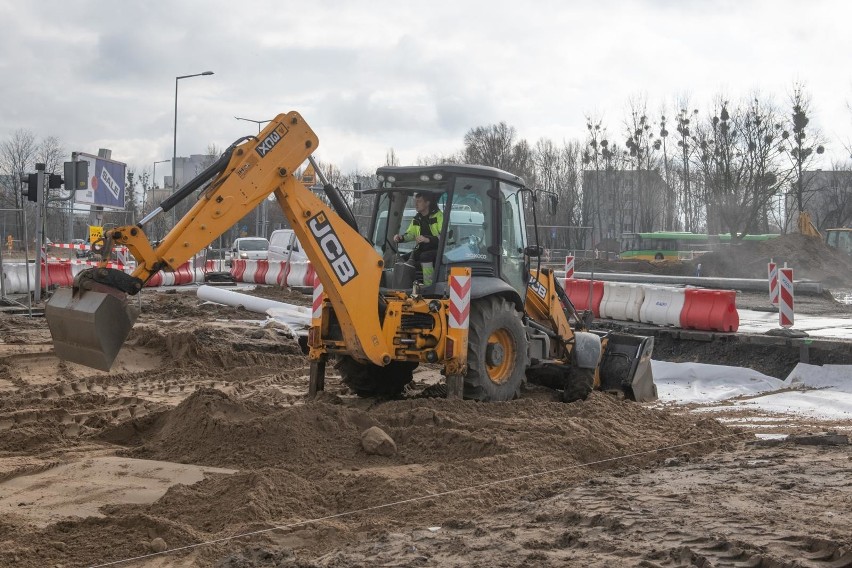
[46,287,138,371]
[598,333,657,402]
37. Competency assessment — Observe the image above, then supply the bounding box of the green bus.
[619,231,780,261]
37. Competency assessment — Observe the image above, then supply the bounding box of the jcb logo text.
[255,125,287,158]
[308,213,358,285]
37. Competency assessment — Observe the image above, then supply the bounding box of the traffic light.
[48,174,63,189]
[64,160,88,190]
[21,171,44,203]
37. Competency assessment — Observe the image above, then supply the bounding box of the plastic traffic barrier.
[173,261,195,285]
[599,282,645,322]
[230,259,247,282]
[680,289,739,332]
[264,260,288,285]
[286,261,316,287]
[639,286,686,327]
[563,278,604,317]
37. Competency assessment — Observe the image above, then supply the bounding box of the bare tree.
[462,122,533,180]
[674,105,701,231]
[37,136,65,175]
[125,169,140,225]
[779,83,825,230]
[385,148,399,167]
[532,138,583,250]
[623,98,663,233]
[656,110,674,230]
[581,116,618,248]
[693,96,786,238]
[0,129,38,240]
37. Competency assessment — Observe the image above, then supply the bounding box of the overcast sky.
[3,0,851,186]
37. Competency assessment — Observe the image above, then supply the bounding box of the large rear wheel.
[464,297,528,401]
[336,356,417,397]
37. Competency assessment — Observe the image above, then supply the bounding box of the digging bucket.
[46,287,139,371]
[598,333,657,402]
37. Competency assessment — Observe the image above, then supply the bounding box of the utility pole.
[32,163,46,302]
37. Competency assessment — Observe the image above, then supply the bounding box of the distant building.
[796,171,852,230]
[164,154,217,189]
[581,169,669,247]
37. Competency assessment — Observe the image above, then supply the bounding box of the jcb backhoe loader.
[45,111,656,402]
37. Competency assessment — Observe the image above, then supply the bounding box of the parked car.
[268,229,307,262]
[71,238,89,258]
[228,237,269,265]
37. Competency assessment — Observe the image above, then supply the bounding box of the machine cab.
[366,165,530,301]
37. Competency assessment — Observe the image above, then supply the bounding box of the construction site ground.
[1,232,852,567]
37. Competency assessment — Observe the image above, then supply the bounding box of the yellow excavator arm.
[47,112,391,369]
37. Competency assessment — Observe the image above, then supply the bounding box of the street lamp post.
[234,116,274,236]
[172,71,214,226]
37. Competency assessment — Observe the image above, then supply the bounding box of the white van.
[229,237,269,263]
[268,229,308,262]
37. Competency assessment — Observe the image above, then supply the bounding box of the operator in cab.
[393,192,444,285]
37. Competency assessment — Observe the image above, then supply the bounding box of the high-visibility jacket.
[402,209,443,248]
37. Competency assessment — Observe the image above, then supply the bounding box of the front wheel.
[464,297,528,401]
[561,367,595,402]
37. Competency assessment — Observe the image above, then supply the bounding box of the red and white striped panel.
[312,274,324,322]
[565,255,575,279]
[778,267,794,328]
[448,274,471,330]
[52,243,129,253]
[768,261,778,305]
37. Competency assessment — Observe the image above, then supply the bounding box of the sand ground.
[1,282,850,567]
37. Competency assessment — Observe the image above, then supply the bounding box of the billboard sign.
[74,153,126,209]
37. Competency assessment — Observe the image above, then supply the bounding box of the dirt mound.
[129,321,305,369]
[88,388,739,544]
[581,233,852,284]
[692,234,852,283]
[113,388,734,471]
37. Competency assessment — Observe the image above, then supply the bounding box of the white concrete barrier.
[599,282,645,322]
[639,286,686,327]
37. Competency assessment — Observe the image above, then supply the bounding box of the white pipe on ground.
[196,285,312,334]
[198,285,296,314]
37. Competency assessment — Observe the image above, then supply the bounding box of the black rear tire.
[336,356,416,397]
[464,297,528,401]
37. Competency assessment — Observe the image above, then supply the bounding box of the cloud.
[1,0,850,178]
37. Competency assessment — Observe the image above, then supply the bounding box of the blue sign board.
[74,153,127,210]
